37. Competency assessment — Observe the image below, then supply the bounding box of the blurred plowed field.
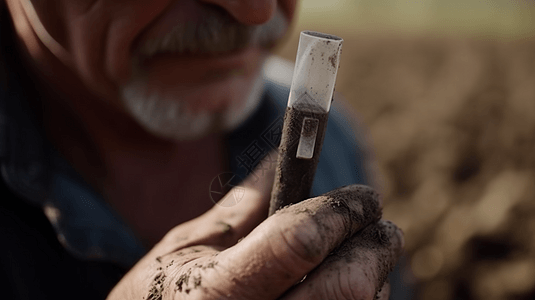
[277,34,535,300]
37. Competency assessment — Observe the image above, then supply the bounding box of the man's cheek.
[63,1,172,93]
[66,11,118,99]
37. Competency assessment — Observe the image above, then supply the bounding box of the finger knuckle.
[274,215,326,267]
[320,185,383,233]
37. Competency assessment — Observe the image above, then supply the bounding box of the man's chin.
[121,87,219,141]
[137,110,218,141]
[120,71,265,141]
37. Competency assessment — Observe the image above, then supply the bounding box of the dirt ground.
[277,34,535,300]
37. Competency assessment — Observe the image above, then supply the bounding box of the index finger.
[194,185,382,299]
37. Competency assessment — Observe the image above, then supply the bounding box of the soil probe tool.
[269,31,343,216]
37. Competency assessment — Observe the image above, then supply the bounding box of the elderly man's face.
[17,0,296,140]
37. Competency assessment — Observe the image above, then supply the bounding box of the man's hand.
[107,157,404,300]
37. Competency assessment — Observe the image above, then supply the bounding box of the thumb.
[185,185,382,299]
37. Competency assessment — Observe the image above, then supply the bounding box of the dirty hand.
[107,158,404,300]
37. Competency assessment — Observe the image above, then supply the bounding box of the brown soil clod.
[175,269,191,293]
[147,272,166,300]
[166,260,174,268]
[193,275,202,288]
[204,261,218,269]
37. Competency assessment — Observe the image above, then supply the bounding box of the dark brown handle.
[268,106,329,216]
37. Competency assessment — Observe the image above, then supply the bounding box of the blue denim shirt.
[0,17,369,270]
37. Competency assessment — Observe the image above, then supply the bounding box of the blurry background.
[274,1,535,299]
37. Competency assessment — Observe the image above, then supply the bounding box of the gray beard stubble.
[121,5,288,141]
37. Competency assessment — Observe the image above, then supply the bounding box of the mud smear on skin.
[275,185,383,261]
[149,247,221,295]
[175,260,219,294]
[321,185,383,231]
[175,269,191,293]
[288,221,400,299]
[375,279,391,300]
[147,272,167,300]
[327,220,403,295]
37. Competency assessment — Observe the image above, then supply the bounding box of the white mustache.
[138,6,288,57]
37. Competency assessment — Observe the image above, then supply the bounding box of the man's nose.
[199,0,277,25]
